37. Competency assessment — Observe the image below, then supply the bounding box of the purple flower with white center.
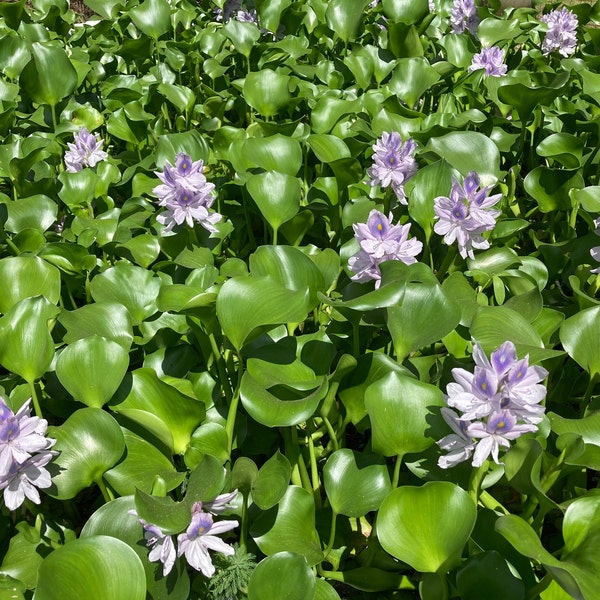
[64,127,108,173]
[469,46,507,77]
[541,8,578,57]
[450,0,479,35]
[0,451,55,511]
[468,411,538,467]
[236,9,257,23]
[131,515,177,577]
[367,132,418,205]
[0,398,55,477]
[204,489,238,515]
[438,341,547,468]
[153,153,222,234]
[433,171,502,259]
[177,502,238,578]
[348,210,423,288]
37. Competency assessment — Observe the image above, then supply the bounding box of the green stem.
[0,227,20,256]
[581,374,597,417]
[526,573,552,600]
[322,511,338,559]
[226,359,244,457]
[479,490,509,515]
[208,333,233,403]
[436,245,457,281]
[96,477,114,503]
[28,380,43,419]
[468,461,489,506]
[239,493,248,553]
[391,454,403,488]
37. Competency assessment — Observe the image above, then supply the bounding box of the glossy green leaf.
[155,130,210,169]
[524,167,583,213]
[382,0,428,23]
[232,457,259,497]
[59,302,133,350]
[33,536,145,600]
[365,372,444,457]
[48,408,125,499]
[243,135,302,176]
[537,133,584,169]
[0,256,60,313]
[3,194,57,233]
[90,264,161,324]
[184,422,229,467]
[251,485,323,565]
[110,368,205,455]
[560,306,600,379]
[324,449,391,517]
[104,429,181,496]
[248,552,315,600]
[307,134,351,163]
[247,172,301,235]
[129,0,171,39]
[0,296,59,382]
[216,276,311,351]
[223,18,260,58]
[424,131,501,185]
[243,70,292,117]
[252,450,292,510]
[20,42,77,107]
[386,279,461,361]
[378,482,477,572]
[56,336,129,408]
[389,57,440,108]
[240,371,327,427]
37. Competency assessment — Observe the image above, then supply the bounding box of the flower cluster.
[348,210,422,288]
[0,397,56,510]
[450,0,479,36]
[367,132,418,205]
[153,152,222,234]
[437,342,547,469]
[64,127,108,173]
[590,217,600,273]
[133,490,238,578]
[433,171,502,259]
[541,7,578,57]
[469,46,507,77]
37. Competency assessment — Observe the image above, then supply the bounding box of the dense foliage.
[0,0,600,598]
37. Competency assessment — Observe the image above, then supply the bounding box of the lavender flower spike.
[64,127,108,173]
[348,210,423,288]
[177,502,238,578]
[153,153,222,234]
[367,132,418,205]
[433,171,501,260]
[450,0,479,36]
[469,46,507,77]
[541,8,578,57]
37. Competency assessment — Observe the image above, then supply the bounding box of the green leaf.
[248,553,316,600]
[20,42,77,107]
[129,0,171,39]
[252,450,292,510]
[2,194,57,233]
[110,368,205,455]
[56,336,129,408]
[560,306,600,379]
[388,57,440,108]
[48,408,125,500]
[0,296,59,382]
[382,0,428,23]
[307,134,351,163]
[223,19,260,58]
[90,264,161,324]
[378,482,477,572]
[243,70,292,117]
[524,167,583,213]
[33,536,145,600]
[365,372,444,457]
[424,131,501,185]
[325,0,371,43]
[251,486,323,566]
[155,130,210,169]
[247,172,301,235]
[323,449,391,517]
[0,256,60,314]
[243,135,302,175]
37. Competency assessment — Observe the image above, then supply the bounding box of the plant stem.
[391,454,403,488]
[468,461,489,506]
[96,477,114,503]
[208,333,233,403]
[322,510,338,559]
[28,380,43,419]
[226,359,244,457]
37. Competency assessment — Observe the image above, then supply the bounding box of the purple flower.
[131,515,177,577]
[590,217,600,273]
[348,210,423,288]
[367,132,418,205]
[204,489,238,515]
[236,9,257,23]
[429,1,436,12]
[450,0,479,35]
[64,127,108,173]
[0,451,55,511]
[0,398,55,480]
[437,342,547,469]
[433,171,502,259]
[541,8,578,57]
[153,153,222,234]
[177,502,238,578]
[469,46,507,77]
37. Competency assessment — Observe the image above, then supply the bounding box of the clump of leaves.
[208,545,256,600]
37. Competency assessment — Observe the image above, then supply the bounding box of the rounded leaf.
[378,482,477,573]
[323,449,391,517]
[560,306,600,379]
[33,536,145,600]
[56,336,129,408]
[243,70,291,117]
[252,450,292,510]
[248,552,315,600]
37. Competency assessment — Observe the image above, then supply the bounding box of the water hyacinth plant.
[1,0,600,599]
